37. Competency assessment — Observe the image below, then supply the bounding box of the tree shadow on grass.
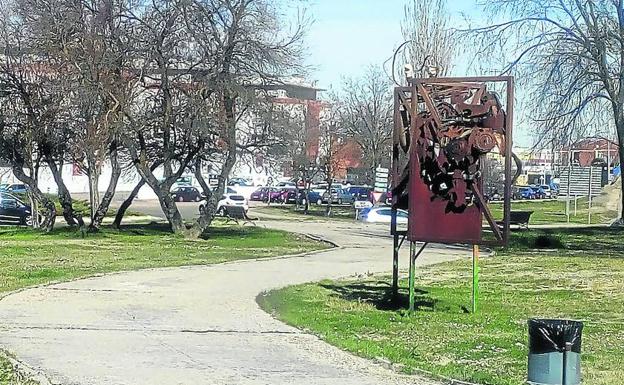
[320,280,442,312]
[116,222,173,235]
[110,222,263,239]
[506,227,624,255]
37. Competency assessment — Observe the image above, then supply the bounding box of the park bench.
[497,210,533,230]
[222,205,257,226]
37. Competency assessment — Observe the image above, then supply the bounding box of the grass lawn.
[255,198,618,226]
[259,227,624,385]
[254,203,357,221]
[0,223,328,383]
[489,198,618,225]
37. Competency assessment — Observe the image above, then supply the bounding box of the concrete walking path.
[0,220,468,385]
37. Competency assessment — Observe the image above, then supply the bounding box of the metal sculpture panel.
[392,77,514,245]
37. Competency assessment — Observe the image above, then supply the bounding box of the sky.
[300,0,482,90]
[291,0,531,146]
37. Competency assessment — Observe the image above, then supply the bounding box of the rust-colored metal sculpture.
[391,76,514,246]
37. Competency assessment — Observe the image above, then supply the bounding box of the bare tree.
[0,11,59,231]
[401,0,455,78]
[255,98,317,211]
[331,66,392,184]
[15,0,134,231]
[2,0,306,235]
[472,1,624,223]
[319,122,346,217]
[117,0,306,236]
[187,0,307,236]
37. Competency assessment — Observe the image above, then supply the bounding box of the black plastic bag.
[529,319,583,354]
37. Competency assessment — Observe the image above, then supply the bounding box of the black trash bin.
[528,319,583,385]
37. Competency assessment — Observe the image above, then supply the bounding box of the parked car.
[379,190,393,205]
[296,189,322,205]
[529,185,547,199]
[0,193,33,225]
[217,194,248,214]
[265,187,284,203]
[540,185,555,198]
[513,186,536,200]
[347,186,373,202]
[199,193,249,215]
[312,183,342,194]
[483,191,501,202]
[280,187,298,204]
[228,178,253,187]
[276,181,296,187]
[250,187,269,201]
[359,207,408,224]
[171,186,203,202]
[4,184,28,194]
[322,188,356,205]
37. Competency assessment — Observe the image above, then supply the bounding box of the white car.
[540,185,555,198]
[199,193,249,215]
[217,194,248,214]
[359,207,408,224]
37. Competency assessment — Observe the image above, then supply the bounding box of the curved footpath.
[0,220,467,385]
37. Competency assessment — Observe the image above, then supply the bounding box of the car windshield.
[230,195,245,201]
[0,193,25,207]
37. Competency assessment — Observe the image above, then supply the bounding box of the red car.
[265,187,284,203]
[250,187,269,201]
[280,187,297,204]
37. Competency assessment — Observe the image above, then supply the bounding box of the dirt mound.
[592,178,622,217]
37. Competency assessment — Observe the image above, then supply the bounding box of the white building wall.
[0,164,161,200]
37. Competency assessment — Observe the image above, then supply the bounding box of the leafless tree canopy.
[472,0,624,220]
[331,66,392,183]
[0,0,307,235]
[401,0,455,78]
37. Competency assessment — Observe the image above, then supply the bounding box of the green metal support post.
[472,244,479,313]
[408,242,416,312]
[408,242,428,312]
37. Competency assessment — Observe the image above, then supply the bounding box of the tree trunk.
[129,156,187,234]
[303,176,311,214]
[158,190,186,233]
[617,129,624,223]
[190,158,217,237]
[611,102,624,225]
[28,192,39,229]
[12,166,56,232]
[112,160,162,229]
[86,158,101,224]
[89,143,122,231]
[325,175,333,217]
[190,93,238,238]
[303,189,310,214]
[112,178,145,229]
[47,158,83,227]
